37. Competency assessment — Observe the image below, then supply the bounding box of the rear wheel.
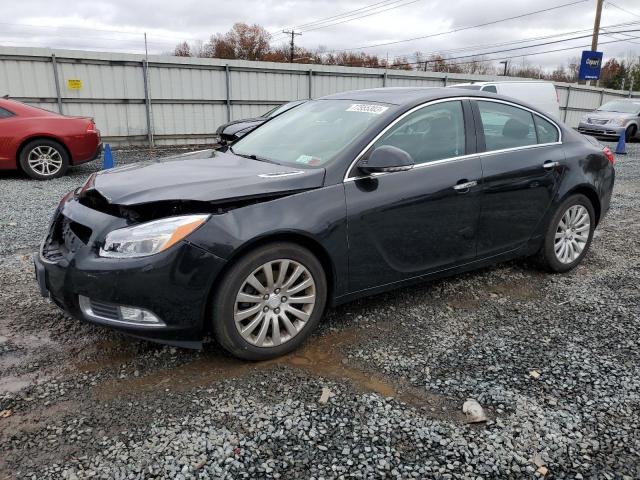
[212,242,327,360]
[19,139,69,180]
[625,125,637,142]
[537,194,595,273]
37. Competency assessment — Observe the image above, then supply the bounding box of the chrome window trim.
[343,96,563,182]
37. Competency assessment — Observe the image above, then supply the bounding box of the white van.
[449,81,560,119]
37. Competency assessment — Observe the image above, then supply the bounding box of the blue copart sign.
[578,51,603,80]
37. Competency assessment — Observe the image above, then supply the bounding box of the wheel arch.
[203,231,338,333]
[561,184,602,226]
[15,135,72,171]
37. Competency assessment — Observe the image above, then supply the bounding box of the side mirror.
[358,145,414,174]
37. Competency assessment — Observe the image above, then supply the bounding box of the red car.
[0,98,102,180]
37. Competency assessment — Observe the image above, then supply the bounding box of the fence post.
[563,85,571,122]
[383,71,387,87]
[225,64,231,122]
[443,74,448,87]
[142,60,154,147]
[51,54,63,114]
[599,88,605,107]
[308,69,313,99]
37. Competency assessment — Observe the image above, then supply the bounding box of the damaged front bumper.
[35,196,227,349]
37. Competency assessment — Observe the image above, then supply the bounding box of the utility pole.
[499,60,508,76]
[590,0,604,86]
[282,30,302,63]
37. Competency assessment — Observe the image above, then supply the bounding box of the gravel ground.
[0,142,638,479]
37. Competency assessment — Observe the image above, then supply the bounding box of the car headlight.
[99,214,210,258]
[609,118,626,126]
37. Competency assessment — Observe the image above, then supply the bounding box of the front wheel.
[537,194,595,273]
[212,242,327,360]
[625,125,637,142]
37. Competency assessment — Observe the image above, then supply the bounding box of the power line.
[337,35,640,69]
[325,0,590,54]
[299,0,423,33]
[605,1,640,19]
[272,0,406,35]
[270,0,421,43]
[389,26,640,65]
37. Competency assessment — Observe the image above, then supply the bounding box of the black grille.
[41,212,92,261]
[89,299,120,320]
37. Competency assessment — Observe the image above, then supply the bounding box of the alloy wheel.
[27,146,63,176]
[234,259,316,348]
[554,205,591,264]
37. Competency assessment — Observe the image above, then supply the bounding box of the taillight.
[603,146,615,166]
[86,121,97,133]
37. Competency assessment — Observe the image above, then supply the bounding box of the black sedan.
[35,88,615,360]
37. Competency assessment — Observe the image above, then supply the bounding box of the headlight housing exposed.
[609,118,626,126]
[99,214,210,258]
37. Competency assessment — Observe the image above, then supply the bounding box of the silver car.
[578,99,640,141]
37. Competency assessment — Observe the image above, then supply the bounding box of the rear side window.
[373,100,466,164]
[481,85,497,93]
[534,115,559,143]
[0,107,14,118]
[477,101,536,151]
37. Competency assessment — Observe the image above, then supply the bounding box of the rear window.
[0,107,14,118]
[481,85,497,93]
[534,116,559,143]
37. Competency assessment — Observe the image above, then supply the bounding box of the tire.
[19,139,69,180]
[537,194,596,273]
[625,125,637,142]
[212,242,327,360]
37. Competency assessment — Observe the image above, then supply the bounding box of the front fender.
[187,184,349,298]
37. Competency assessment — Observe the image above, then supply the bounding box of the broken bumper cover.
[35,200,227,348]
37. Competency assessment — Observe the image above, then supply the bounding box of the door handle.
[453,180,478,191]
[542,161,560,170]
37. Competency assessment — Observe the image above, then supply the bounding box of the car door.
[344,99,483,293]
[472,99,564,258]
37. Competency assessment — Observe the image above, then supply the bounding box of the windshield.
[597,100,640,114]
[233,99,395,167]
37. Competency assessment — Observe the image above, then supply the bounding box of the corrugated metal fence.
[1,46,638,146]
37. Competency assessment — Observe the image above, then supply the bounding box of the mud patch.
[90,326,464,422]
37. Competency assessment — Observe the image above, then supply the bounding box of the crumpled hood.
[93,149,325,205]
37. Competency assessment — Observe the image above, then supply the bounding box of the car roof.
[320,86,521,106]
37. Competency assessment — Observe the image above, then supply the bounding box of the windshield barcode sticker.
[346,104,389,115]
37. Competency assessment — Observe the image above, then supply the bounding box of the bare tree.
[173,41,192,57]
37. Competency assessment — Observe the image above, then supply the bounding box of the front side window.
[481,85,498,93]
[0,107,14,118]
[372,100,466,165]
[233,99,396,167]
[477,101,536,151]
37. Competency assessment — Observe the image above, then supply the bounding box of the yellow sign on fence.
[67,79,82,90]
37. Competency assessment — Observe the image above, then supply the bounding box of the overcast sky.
[1,0,639,70]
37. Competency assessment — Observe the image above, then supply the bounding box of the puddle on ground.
[489,275,542,301]
[0,374,34,394]
[89,325,464,422]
